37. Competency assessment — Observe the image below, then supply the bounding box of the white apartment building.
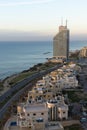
[17,63,80,130]
[17,102,64,130]
[56,75,78,89]
[47,95,68,121]
[17,103,48,129]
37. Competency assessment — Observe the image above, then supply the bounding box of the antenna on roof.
[66,19,67,28]
[61,17,63,26]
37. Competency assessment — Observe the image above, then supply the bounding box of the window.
[41,113,44,115]
[33,113,36,116]
[21,113,25,116]
[27,114,30,116]
[17,113,20,116]
[21,122,25,126]
[30,96,32,99]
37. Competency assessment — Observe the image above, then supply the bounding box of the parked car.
[82,112,87,116]
[80,117,87,123]
[10,122,17,126]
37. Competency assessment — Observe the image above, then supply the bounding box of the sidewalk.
[60,120,80,127]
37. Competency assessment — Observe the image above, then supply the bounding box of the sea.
[0,41,87,80]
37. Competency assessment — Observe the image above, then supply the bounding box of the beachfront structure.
[17,103,48,129]
[53,22,69,60]
[27,88,68,121]
[16,63,80,130]
[47,95,68,121]
[79,46,87,58]
[56,75,78,89]
[27,65,78,102]
[27,76,62,103]
[17,102,64,130]
[27,87,53,102]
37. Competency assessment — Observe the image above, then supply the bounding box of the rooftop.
[23,103,48,113]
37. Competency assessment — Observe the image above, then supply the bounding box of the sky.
[0,0,87,41]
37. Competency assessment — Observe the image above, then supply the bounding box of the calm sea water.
[0,41,87,80]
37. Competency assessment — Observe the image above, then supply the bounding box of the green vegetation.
[63,89,87,104]
[64,124,83,130]
[0,96,11,109]
[9,62,58,86]
[0,62,58,109]
[9,71,36,86]
[62,90,81,102]
[0,82,4,91]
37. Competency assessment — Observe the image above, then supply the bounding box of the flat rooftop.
[23,103,48,112]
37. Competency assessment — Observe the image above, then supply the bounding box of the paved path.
[60,120,80,127]
[4,116,29,130]
[4,116,17,130]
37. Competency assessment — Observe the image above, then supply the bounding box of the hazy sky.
[0,0,87,41]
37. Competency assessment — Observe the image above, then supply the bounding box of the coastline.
[0,61,62,126]
[0,41,87,80]
[0,63,42,96]
[1,59,87,129]
[0,61,58,96]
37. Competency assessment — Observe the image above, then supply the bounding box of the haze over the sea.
[0,0,87,41]
[0,0,87,79]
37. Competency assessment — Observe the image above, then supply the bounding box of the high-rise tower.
[53,21,69,60]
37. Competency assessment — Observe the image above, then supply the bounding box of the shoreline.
[1,62,46,81]
[0,62,62,125]
[0,41,87,80]
[0,63,40,96]
[0,61,58,96]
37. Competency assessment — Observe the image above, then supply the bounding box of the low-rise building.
[16,63,79,130]
[17,103,48,129]
[47,95,68,121]
[17,102,64,130]
[79,46,87,58]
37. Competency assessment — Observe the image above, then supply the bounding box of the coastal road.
[0,64,62,120]
[0,65,59,102]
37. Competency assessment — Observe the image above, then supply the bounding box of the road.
[0,64,62,120]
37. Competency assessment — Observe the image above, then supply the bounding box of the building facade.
[53,23,69,60]
[79,46,87,58]
[17,102,64,130]
[47,96,68,121]
[17,103,48,129]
